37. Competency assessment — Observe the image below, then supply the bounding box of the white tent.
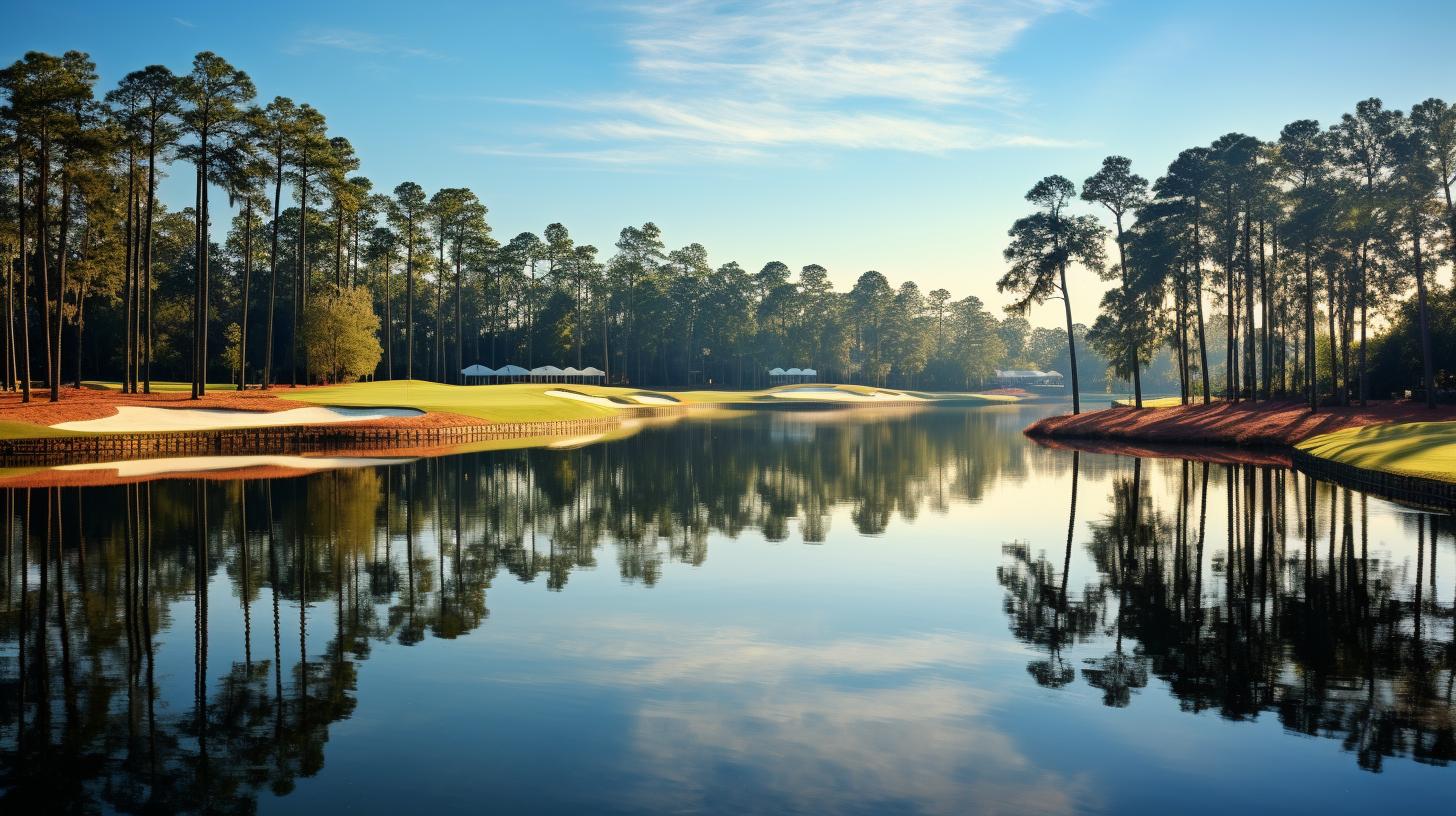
[801,368,818,380]
[768,367,787,377]
[562,366,583,383]
[497,364,529,381]
[530,365,565,382]
[580,366,606,380]
[785,367,804,376]
[461,364,495,384]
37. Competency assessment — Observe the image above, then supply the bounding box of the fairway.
[1296,421,1456,483]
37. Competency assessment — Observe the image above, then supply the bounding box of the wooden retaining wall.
[0,404,695,467]
[1291,449,1456,510]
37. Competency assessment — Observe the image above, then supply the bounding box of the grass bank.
[1029,399,1456,493]
[1295,421,1456,483]
[0,380,1017,442]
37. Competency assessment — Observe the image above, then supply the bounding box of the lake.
[1,404,1452,814]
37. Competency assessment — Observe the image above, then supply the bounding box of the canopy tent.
[580,366,606,380]
[461,364,495,384]
[530,365,566,382]
[562,366,584,384]
[496,364,530,382]
[768,366,815,384]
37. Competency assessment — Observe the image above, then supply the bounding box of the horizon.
[10,0,1455,327]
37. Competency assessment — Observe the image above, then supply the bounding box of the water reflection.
[999,456,1455,772]
[0,407,1451,813]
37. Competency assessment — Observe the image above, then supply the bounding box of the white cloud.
[497,616,1096,815]
[475,0,1087,163]
[289,28,444,60]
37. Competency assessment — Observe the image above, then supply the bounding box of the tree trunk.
[1059,262,1080,415]
[1326,270,1338,406]
[142,120,158,394]
[1413,223,1435,409]
[1242,210,1255,404]
[1304,248,1316,412]
[1358,243,1368,406]
[1259,220,1271,400]
[384,252,393,380]
[239,198,253,391]
[37,132,52,399]
[16,145,29,403]
[1114,214,1141,408]
[123,150,136,394]
[293,160,308,387]
[405,218,414,380]
[264,144,282,390]
[454,244,463,384]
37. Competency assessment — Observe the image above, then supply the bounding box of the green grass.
[278,381,625,422]
[83,380,238,393]
[0,421,86,439]
[1296,421,1456,483]
[0,380,1025,441]
[1111,396,1188,408]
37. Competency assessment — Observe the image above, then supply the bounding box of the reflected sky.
[1,406,1453,814]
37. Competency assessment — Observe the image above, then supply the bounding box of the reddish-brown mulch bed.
[1026,399,1456,447]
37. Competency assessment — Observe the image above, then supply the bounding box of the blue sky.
[9,0,1455,326]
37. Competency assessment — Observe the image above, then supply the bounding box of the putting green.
[1296,421,1456,483]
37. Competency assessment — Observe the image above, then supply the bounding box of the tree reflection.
[1000,455,1455,772]
[0,408,1044,811]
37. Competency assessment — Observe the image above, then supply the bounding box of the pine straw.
[1026,399,1456,447]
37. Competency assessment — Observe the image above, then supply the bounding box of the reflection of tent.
[461,364,495,384]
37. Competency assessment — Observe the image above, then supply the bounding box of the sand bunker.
[544,389,627,408]
[771,387,922,402]
[52,405,423,433]
[630,395,678,405]
[55,455,414,479]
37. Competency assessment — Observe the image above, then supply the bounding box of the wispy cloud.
[288,28,445,60]
[472,0,1087,164]
[171,17,195,28]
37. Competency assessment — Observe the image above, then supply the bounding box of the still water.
[1,405,1453,814]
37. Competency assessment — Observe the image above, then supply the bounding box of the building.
[992,369,1065,388]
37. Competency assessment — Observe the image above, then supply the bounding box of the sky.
[8,0,1456,328]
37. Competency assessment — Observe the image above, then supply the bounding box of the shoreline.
[0,380,997,471]
[1026,400,1456,508]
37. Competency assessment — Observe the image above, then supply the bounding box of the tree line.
[1002,97,1456,412]
[2,49,1095,401]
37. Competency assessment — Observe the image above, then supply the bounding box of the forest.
[1002,98,1456,412]
[2,49,1452,404]
[1,49,1063,402]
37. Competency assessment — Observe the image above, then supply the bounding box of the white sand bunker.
[771,387,922,402]
[629,394,678,405]
[544,389,628,408]
[52,405,423,433]
[56,455,414,479]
